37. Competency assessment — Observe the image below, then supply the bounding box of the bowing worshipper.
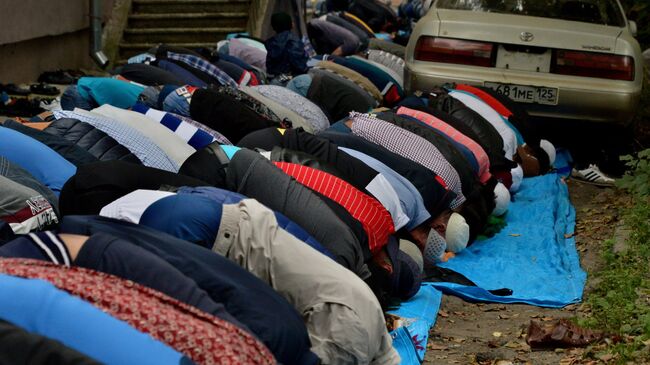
[41,118,143,164]
[97,187,334,260]
[324,12,371,50]
[329,55,403,105]
[2,119,99,167]
[307,18,362,57]
[163,85,283,144]
[154,59,209,87]
[265,12,309,79]
[0,176,58,234]
[89,104,196,168]
[224,148,372,279]
[237,128,410,232]
[305,69,376,121]
[59,215,317,365]
[130,103,219,150]
[314,130,469,261]
[312,60,383,105]
[238,127,467,263]
[240,86,316,133]
[374,111,501,235]
[53,108,180,172]
[125,193,404,365]
[367,49,404,79]
[398,94,521,190]
[0,258,275,365]
[60,77,145,111]
[335,0,398,33]
[252,85,330,133]
[336,112,467,210]
[226,38,267,73]
[0,273,191,364]
[153,45,240,88]
[112,62,185,86]
[0,231,251,333]
[395,106,512,215]
[1,156,59,213]
[453,84,556,176]
[0,125,76,196]
[0,319,102,365]
[57,160,208,216]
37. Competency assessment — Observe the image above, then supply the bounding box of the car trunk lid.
[436,9,622,54]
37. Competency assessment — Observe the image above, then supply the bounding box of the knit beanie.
[446,212,469,253]
[423,229,446,267]
[539,139,556,166]
[510,164,524,193]
[492,182,510,216]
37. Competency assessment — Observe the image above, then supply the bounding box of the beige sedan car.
[404,0,644,125]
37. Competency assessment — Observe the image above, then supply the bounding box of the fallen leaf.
[509,233,521,237]
[439,309,449,318]
[495,361,514,365]
[493,331,502,338]
[504,341,522,348]
[598,353,614,362]
[564,232,576,238]
[499,314,511,320]
[428,343,447,350]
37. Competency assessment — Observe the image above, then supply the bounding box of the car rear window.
[435,0,626,27]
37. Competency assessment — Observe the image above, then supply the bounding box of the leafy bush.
[616,149,650,196]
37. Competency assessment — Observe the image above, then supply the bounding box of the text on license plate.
[484,82,558,106]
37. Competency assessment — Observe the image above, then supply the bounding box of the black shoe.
[0,98,45,117]
[37,70,76,85]
[30,83,60,96]
[2,83,31,96]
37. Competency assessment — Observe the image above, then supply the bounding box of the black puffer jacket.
[43,118,142,164]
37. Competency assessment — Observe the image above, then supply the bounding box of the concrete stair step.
[118,41,219,59]
[128,12,248,28]
[132,0,250,14]
[122,27,244,43]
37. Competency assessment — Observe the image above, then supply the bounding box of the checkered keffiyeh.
[166,52,239,88]
[54,110,179,172]
[349,112,466,209]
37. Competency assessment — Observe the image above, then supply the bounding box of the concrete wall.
[0,0,114,83]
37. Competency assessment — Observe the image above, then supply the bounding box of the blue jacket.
[265,31,308,76]
[0,274,190,365]
[175,186,334,258]
[0,126,76,196]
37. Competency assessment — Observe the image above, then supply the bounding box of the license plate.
[484,82,558,106]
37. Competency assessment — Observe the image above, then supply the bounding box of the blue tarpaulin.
[389,150,584,363]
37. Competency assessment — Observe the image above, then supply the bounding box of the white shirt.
[99,189,175,223]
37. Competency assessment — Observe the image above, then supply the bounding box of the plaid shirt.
[54,110,179,172]
[166,52,239,88]
[397,106,492,184]
[350,112,466,209]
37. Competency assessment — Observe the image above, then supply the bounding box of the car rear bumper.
[404,62,642,124]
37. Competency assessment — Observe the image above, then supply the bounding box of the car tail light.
[414,36,495,67]
[553,50,635,81]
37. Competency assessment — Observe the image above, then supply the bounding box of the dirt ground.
[424,180,623,365]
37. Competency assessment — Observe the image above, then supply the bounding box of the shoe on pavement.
[571,164,616,187]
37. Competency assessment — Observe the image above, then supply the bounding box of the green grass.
[577,195,650,363]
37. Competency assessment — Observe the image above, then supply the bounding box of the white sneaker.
[571,164,616,187]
